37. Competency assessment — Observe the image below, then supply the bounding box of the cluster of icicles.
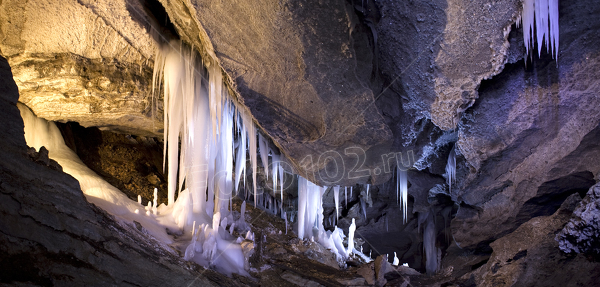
[19,40,419,275]
[517,0,559,60]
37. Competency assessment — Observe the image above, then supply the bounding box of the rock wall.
[452,0,600,248]
[0,0,162,136]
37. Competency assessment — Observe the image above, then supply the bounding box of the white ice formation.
[519,0,559,59]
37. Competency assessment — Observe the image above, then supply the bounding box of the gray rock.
[556,183,600,256]
[461,193,600,287]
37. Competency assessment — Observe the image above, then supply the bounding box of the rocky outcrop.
[469,193,600,286]
[0,0,162,136]
[451,0,600,249]
[374,0,520,131]
[556,182,600,257]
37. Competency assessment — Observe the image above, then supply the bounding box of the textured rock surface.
[1,0,600,285]
[452,0,600,248]
[470,193,600,286]
[374,0,520,132]
[0,0,163,136]
[556,182,600,256]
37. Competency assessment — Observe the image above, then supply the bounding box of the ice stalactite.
[258,133,269,180]
[296,176,325,240]
[333,186,340,225]
[151,40,258,275]
[520,0,559,60]
[445,145,456,195]
[397,167,408,223]
[234,113,247,196]
[345,186,348,209]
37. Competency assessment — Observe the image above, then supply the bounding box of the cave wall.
[452,0,600,248]
[0,0,163,136]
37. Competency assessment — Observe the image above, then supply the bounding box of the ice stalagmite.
[393,252,399,266]
[347,218,356,256]
[424,212,439,275]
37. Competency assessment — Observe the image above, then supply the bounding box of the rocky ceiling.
[1,0,600,285]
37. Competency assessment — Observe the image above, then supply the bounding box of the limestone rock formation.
[0,0,162,136]
[469,193,600,286]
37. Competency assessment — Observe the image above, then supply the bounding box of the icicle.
[345,186,348,209]
[258,133,269,179]
[361,198,367,220]
[424,212,438,275]
[272,153,278,193]
[244,115,258,206]
[521,0,559,60]
[386,215,388,232]
[398,168,408,223]
[234,113,247,194]
[445,145,456,195]
[333,186,340,224]
[297,176,307,239]
[284,211,288,235]
[208,64,222,138]
[366,184,369,199]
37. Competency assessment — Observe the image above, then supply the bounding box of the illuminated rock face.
[0,0,162,136]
